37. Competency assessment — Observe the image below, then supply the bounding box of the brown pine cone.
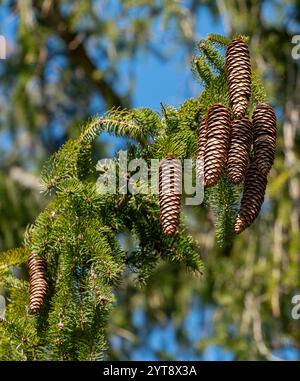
[205,104,231,187]
[196,116,207,181]
[226,38,251,118]
[253,102,277,176]
[159,156,181,236]
[227,117,253,184]
[234,161,267,234]
[28,252,47,314]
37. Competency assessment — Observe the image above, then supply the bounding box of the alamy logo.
[0,35,6,60]
[0,295,6,320]
[291,35,300,60]
[291,294,300,320]
[96,152,204,206]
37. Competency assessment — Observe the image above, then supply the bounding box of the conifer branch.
[0,247,28,270]
[0,34,274,361]
[251,71,267,102]
[207,33,231,47]
[79,108,161,145]
[192,56,214,85]
[198,40,225,72]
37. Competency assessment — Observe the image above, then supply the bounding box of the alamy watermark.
[0,295,5,320]
[96,152,204,206]
[291,35,300,60]
[0,35,6,60]
[291,294,300,320]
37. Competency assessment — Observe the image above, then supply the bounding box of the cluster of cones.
[159,37,277,236]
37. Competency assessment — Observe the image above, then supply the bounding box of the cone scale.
[196,116,207,182]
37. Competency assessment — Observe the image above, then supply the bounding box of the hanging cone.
[226,38,251,118]
[234,161,267,234]
[253,102,277,176]
[159,156,181,236]
[196,116,207,182]
[205,104,231,187]
[227,117,253,184]
[28,252,47,313]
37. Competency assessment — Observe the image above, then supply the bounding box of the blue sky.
[102,5,226,155]
[133,7,224,110]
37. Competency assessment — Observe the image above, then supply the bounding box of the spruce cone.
[234,162,267,234]
[253,102,277,176]
[227,117,253,184]
[28,252,47,314]
[196,116,207,181]
[226,38,251,118]
[205,104,231,187]
[159,156,181,236]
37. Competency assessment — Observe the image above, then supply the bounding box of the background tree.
[0,0,299,360]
